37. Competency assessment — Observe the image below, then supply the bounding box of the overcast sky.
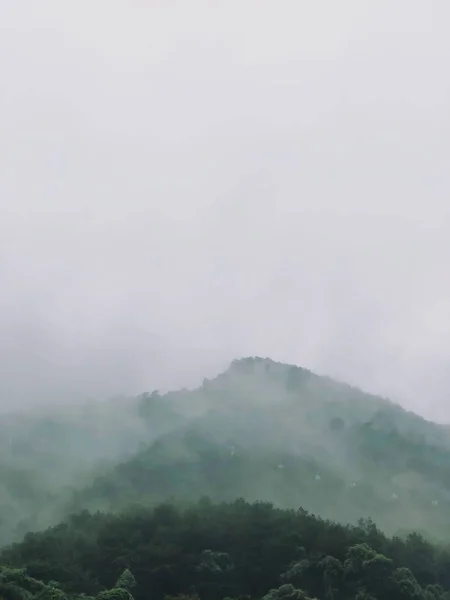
[1,1,450,420]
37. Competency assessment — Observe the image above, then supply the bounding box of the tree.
[115,571,136,593]
[344,543,393,598]
[262,584,312,600]
[96,591,133,600]
[391,567,427,600]
[318,556,343,600]
[96,569,136,600]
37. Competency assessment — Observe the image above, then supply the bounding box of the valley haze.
[1,3,450,599]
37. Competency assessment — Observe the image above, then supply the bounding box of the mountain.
[3,356,450,546]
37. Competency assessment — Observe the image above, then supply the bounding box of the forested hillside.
[69,358,450,540]
[3,357,450,599]
[2,500,450,600]
[3,357,450,545]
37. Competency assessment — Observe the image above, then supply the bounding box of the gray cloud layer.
[1,1,450,419]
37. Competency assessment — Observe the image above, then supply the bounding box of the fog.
[1,1,450,419]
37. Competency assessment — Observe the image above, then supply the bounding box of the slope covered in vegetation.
[69,358,450,540]
[2,500,450,600]
[3,357,450,545]
[3,357,450,599]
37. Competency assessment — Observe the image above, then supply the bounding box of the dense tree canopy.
[3,500,450,600]
[3,358,450,599]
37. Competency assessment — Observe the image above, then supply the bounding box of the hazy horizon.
[1,2,450,421]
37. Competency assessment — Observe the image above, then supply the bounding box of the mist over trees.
[2,358,450,599]
[2,0,450,597]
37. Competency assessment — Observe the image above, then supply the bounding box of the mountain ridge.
[63,357,450,540]
[2,356,450,546]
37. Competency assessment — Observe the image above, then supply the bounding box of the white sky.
[1,1,450,420]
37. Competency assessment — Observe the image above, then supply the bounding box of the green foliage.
[0,566,74,600]
[4,358,450,600]
[2,500,450,600]
[262,583,312,600]
[114,571,135,593]
[96,589,132,600]
[164,596,199,600]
